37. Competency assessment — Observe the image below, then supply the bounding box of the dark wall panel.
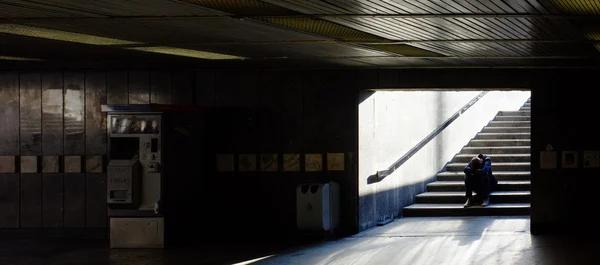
[0,174,19,228]
[172,71,194,105]
[0,73,20,155]
[20,174,42,227]
[85,72,107,228]
[0,73,20,228]
[1,69,363,236]
[128,71,150,104]
[20,73,42,156]
[281,73,304,152]
[42,174,63,227]
[63,73,86,228]
[214,72,237,107]
[238,73,260,108]
[64,174,85,227]
[528,72,600,235]
[85,73,107,155]
[107,71,128,104]
[209,72,237,154]
[325,72,357,151]
[42,73,64,155]
[195,71,215,106]
[257,73,282,153]
[231,72,259,153]
[324,72,359,234]
[257,74,301,234]
[41,73,64,228]
[63,73,85,155]
[19,73,42,228]
[303,74,327,152]
[238,73,259,151]
[85,173,106,227]
[150,71,171,104]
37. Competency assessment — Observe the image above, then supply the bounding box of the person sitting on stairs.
[463,154,498,208]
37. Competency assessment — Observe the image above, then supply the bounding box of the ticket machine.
[102,104,200,249]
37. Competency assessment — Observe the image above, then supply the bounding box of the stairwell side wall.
[358,90,531,231]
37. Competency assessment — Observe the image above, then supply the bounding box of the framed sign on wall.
[562,151,578,169]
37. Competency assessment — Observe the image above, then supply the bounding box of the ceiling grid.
[0,0,598,68]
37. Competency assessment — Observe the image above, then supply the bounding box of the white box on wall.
[296,182,340,232]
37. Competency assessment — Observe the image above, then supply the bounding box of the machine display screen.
[110,190,129,200]
[110,137,140,160]
[111,116,159,134]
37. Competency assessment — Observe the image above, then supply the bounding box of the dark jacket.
[464,154,498,187]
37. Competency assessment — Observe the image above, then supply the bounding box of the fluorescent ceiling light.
[0,55,43,61]
[0,24,245,60]
[0,24,141,45]
[0,24,246,60]
[127,46,246,60]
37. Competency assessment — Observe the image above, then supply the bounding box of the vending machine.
[102,104,201,249]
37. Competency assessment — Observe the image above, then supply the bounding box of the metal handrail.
[370,91,488,183]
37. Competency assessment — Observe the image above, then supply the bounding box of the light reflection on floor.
[248,216,594,265]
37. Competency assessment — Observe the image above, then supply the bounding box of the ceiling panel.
[0,34,201,62]
[426,57,600,67]
[255,16,391,42]
[317,17,582,41]
[351,57,599,68]
[186,56,377,69]
[262,0,563,14]
[11,18,330,46]
[0,0,222,17]
[362,44,443,56]
[0,0,598,68]
[408,42,600,57]
[351,57,437,66]
[550,0,600,15]
[176,0,296,16]
[0,2,82,18]
[180,43,395,59]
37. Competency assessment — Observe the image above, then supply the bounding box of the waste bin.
[296,182,340,232]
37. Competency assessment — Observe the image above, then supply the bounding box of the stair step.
[437,171,530,181]
[481,127,530,133]
[475,133,530,139]
[446,162,530,171]
[427,180,531,192]
[461,146,530,154]
[520,107,531,110]
[523,103,531,107]
[454,154,530,163]
[488,121,531,127]
[467,139,530,147]
[402,203,530,217]
[494,116,530,121]
[415,191,530,203]
[497,110,530,116]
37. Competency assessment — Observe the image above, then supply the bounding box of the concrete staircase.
[403,98,531,217]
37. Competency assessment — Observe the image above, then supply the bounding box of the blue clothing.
[464,155,498,198]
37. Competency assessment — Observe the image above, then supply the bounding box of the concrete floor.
[1,216,597,265]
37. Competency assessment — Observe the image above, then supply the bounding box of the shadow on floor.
[0,228,328,265]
